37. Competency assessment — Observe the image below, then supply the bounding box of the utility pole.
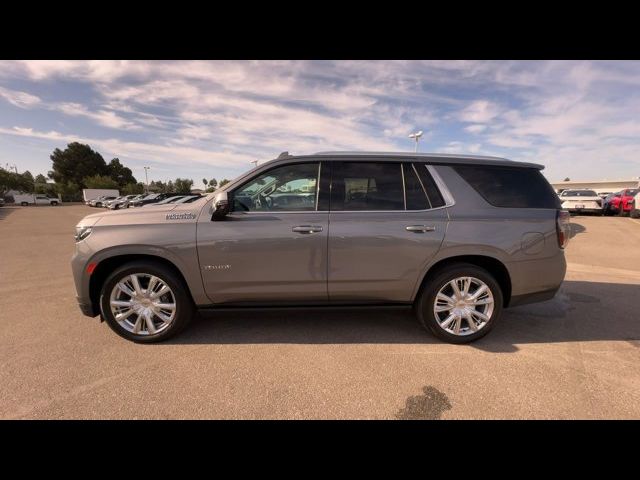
[144,166,150,193]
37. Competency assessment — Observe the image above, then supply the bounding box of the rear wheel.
[20,202,28,206]
[416,263,503,343]
[100,261,194,343]
[51,201,58,206]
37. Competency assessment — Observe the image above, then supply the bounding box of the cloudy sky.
[0,60,638,185]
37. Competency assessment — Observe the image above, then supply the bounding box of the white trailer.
[82,189,120,203]
[14,194,60,206]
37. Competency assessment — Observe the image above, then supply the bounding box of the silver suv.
[71,152,570,344]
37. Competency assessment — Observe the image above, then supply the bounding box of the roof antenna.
[277,151,290,159]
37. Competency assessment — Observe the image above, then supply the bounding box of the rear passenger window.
[402,163,430,210]
[331,162,404,211]
[453,165,561,209]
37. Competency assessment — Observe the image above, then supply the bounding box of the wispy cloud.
[0,60,639,182]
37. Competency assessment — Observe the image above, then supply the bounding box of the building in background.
[551,178,640,195]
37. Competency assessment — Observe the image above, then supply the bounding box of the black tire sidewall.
[99,261,194,343]
[417,263,503,344]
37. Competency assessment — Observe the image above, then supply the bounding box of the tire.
[51,201,58,206]
[20,202,28,206]
[631,209,640,219]
[99,261,194,343]
[415,263,503,344]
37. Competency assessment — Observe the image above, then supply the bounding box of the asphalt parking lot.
[1,205,639,419]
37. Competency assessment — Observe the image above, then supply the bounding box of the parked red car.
[604,188,639,216]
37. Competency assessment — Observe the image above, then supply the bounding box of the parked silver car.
[71,152,569,344]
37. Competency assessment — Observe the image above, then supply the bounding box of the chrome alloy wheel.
[433,276,494,336]
[109,273,176,335]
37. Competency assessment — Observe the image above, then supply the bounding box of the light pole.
[144,166,150,193]
[408,131,423,153]
[250,160,259,168]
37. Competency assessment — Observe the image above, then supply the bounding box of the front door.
[327,161,448,303]
[197,161,329,304]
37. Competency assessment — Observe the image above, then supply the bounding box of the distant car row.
[558,188,639,217]
[86,193,202,209]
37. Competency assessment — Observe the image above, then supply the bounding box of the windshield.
[625,189,639,196]
[562,190,597,197]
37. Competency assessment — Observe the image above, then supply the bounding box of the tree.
[122,183,145,195]
[218,178,230,188]
[149,180,168,193]
[0,168,35,195]
[208,178,218,189]
[564,177,571,182]
[202,178,208,188]
[35,173,48,184]
[55,181,82,202]
[49,142,108,188]
[84,174,119,189]
[21,171,35,193]
[174,178,194,194]
[107,158,137,187]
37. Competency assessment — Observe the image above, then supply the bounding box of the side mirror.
[211,190,230,220]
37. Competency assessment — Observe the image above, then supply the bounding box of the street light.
[250,160,259,168]
[143,166,150,193]
[408,130,423,153]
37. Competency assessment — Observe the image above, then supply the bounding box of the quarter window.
[232,163,319,212]
[403,163,430,210]
[414,164,446,208]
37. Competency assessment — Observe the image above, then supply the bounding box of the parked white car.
[107,194,139,210]
[14,194,59,206]
[89,196,117,207]
[558,189,603,215]
[630,191,640,219]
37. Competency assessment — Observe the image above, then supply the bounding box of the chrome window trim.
[400,163,407,210]
[315,162,321,211]
[426,164,456,207]
[226,161,454,215]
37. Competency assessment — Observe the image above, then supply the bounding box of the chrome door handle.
[405,225,436,233]
[292,225,323,234]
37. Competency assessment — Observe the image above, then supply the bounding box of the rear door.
[327,161,448,303]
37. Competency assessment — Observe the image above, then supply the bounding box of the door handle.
[405,225,436,233]
[292,225,323,234]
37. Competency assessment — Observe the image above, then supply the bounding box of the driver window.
[232,163,319,212]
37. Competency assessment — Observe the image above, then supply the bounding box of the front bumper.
[77,296,99,317]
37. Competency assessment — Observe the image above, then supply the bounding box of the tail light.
[556,210,570,249]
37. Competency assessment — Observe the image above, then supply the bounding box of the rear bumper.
[506,251,566,307]
[508,288,560,307]
[566,207,602,213]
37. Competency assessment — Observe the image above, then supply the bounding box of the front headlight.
[75,226,93,242]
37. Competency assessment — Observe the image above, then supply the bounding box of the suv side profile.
[72,152,569,344]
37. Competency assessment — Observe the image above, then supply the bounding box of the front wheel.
[415,263,503,344]
[100,261,194,343]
